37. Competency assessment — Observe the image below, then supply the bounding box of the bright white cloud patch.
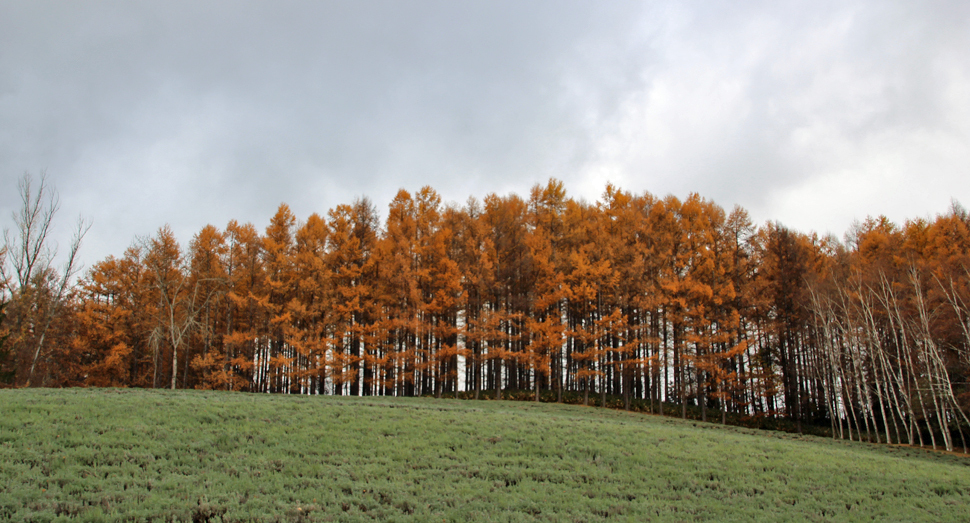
[572,1,970,230]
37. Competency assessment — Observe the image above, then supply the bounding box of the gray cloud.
[1,0,968,268]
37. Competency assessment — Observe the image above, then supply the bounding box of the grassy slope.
[1,389,968,522]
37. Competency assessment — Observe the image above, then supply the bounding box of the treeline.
[2,176,969,451]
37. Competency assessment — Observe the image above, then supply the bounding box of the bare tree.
[1,172,89,386]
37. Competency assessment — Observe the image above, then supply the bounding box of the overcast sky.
[2,1,969,271]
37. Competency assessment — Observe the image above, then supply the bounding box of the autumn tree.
[281,213,329,394]
[525,180,569,402]
[181,225,228,389]
[375,190,423,396]
[452,197,498,399]
[69,256,140,387]
[326,198,380,396]
[221,220,266,391]
[261,205,298,392]
[482,193,532,399]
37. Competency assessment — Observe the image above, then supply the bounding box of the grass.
[453,389,840,438]
[1,388,968,522]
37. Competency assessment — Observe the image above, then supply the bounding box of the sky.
[2,0,969,272]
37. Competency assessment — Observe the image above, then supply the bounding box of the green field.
[1,389,968,522]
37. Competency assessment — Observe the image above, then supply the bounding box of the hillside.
[1,388,968,521]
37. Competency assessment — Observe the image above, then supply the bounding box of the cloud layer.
[2,1,969,268]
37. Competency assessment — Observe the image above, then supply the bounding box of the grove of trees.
[3,175,970,451]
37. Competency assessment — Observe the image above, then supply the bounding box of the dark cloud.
[1,0,968,268]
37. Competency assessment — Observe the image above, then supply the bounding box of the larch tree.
[561,198,615,406]
[183,224,228,390]
[69,256,137,387]
[526,180,569,402]
[325,198,380,396]
[413,187,462,398]
[482,193,532,399]
[377,190,423,396]
[221,220,266,392]
[262,204,298,393]
[326,204,364,396]
[286,213,329,394]
[452,197,498,400]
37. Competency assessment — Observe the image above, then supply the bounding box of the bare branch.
[8,171,59,291]
[0,172,91,386]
